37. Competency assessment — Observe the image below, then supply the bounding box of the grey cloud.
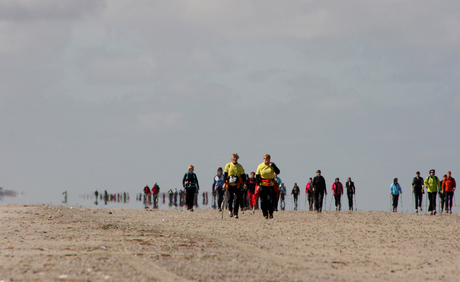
[0,0,105,21]
[246,69,282,83]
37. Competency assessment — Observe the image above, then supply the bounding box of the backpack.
[185,172,197,187]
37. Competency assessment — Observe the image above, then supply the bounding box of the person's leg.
[348,193,353,210]
[227,186,235,216]
[248,192,253,209]
[439,193,443,212]
[186,188,195,210]
[420,192,423,210]
[318,192,324,212]
[429,192,436,214]
[428,192,433,212]
[260,186,269,218]
[268,187,274,217]
[446,192,453,212]
[233,188,241,217]
[314,191,320,211]
[217,188,223,210]
[272,190,279,211]
[310,192,315,211]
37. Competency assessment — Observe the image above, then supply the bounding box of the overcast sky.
[1,0,459,211]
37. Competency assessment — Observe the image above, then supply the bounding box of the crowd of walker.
[140,153,456,218]
[391,169,457,215]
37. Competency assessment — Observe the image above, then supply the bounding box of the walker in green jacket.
[424,175,441,193]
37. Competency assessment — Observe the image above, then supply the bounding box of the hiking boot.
[264,215,268,219]
[229,211,233,217]
[235,215,239,219]
[269,214,273,219]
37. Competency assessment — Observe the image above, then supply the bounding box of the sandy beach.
[1,204,460,281]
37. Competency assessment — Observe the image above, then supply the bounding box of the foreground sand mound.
[1,204,459,281]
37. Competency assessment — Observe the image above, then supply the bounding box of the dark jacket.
[412,177,424,193]
[346,181,355,194]
[182,172,199,189]
[312,175,326,193]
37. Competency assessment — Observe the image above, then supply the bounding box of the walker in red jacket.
[331,178,343,211]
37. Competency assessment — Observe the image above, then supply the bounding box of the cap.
[316,170,321,173]
[416,171,420,175]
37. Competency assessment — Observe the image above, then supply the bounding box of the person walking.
[212,167,225,211]
[240,174,249,211]
[425,169,441,215]
[390,178,402,212]
[182,165,199,211]
[291,183,300,210]
[305,178,314,211]
[143,185,151,207]
[440,174,447,213]
[312,170,327,212]
[247,172,258,211]
[331,178,344,211]
[442,171,456,214]
[256,154,280,219]
[412,171,424,213]
[273,173,282,211]
[345,177,355,211]
[279,183,287,210]
[224,152,246,219]
[152,183,160,208]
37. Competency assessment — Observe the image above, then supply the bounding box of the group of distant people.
[142,183,161,208]
[390,169,456,214]
[93,190,130,205]
[304,172,356,212]
[185,152,357,219]
[143,156,458,216]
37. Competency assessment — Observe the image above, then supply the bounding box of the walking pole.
[454,192,456,211]
[438,192,440,214]
[425,191,428,212]
[329,195,333,211]
[324,193,327,212]
[338,193,341,211]
[412,191,414,212]
[354,194,357,211]
[305,193,307,210]
[221,189,227,219]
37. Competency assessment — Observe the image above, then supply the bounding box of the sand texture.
[1,204,460,281]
